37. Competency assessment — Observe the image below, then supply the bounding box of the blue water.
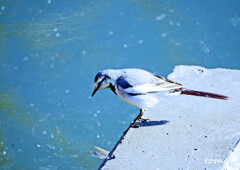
[0,0,240,169]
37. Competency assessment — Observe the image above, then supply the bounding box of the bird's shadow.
[133,120,169,127]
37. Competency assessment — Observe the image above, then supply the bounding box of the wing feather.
[124,81,182,95]
[115,70,183,95]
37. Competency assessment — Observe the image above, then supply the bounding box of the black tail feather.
[181,89,228,100]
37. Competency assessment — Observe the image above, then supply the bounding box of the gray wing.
[118,69,182,94]
[120,69,162,86]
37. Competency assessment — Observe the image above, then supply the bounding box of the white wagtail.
[91,68,228,126]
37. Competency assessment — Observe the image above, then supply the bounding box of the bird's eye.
[101,77,107,82]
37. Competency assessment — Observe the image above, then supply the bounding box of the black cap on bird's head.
[94,72,102,83]
[91,71,111,97]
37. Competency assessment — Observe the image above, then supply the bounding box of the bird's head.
[91,71,112,97]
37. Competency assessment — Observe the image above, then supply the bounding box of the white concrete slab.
[100,66,240,170]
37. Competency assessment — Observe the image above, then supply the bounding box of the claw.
[132,125,142,128]
[138,118,150,122]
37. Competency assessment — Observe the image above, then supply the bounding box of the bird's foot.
[132,125,142,128]
[138,118,149,122]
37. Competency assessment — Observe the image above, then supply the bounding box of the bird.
[91,68,228,127]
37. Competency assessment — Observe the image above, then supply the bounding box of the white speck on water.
[170,39,180,46]
[70,155,78,158]
[97,135,100,139]
[50,64,54,68]
[42,131,47,135]
[175,42,180,46]
[107,141,112,145]
[32,127,35,134]
[203,47,210,54]
[23,56,29,62]
[230,17,240,27]
[65,89,70,93]
[56,128,60,134]
[94,113,98,117]
[119,12,124,16]
[176,22,181,26]
[161,33,167,38]
[47,0,52,4]
[97,121,101,126]
[169,21,174,25]
[55,33,60,37]
[97,110,101,114]
[109,31,114,35]
[1,6,5,10]
[0,141,4,145]
[123,44,128,48]
[46,33,51,37]
[36,144,41,148]
[82,50,86,55]
[47,144,56,150]
[51,134,54,138]
[53,28,58,32]
[156,14,166,21]
[122,121,126,124]
[3,151,6,155]
[137,40,144,44]
[30,103,34,107]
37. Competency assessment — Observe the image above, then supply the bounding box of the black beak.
[91,87,99,97]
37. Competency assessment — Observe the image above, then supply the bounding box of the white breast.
[116,85,159,109]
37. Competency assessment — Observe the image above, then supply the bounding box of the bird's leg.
[129,109,143,128]
[136,109,149,122]
[129,109,147,128]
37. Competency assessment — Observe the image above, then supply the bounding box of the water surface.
[0,0,240,169]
